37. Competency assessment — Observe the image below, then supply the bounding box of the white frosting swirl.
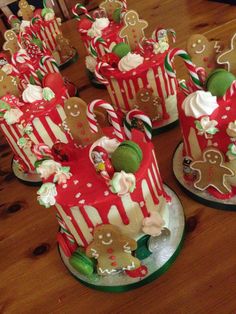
[36,159,61,179]
[118,52,144,72]
[85,56,97,73]
[37,183,57,208]
[109,171,136,196]
[182,91,218,118]
[22,84,43,103]
[87,17,109,37]
[20,20,30,32]
[4,108,23,125]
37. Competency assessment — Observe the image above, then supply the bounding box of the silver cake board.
[58,185,185,292]
[173,142,236,211]
[12,157,42,186]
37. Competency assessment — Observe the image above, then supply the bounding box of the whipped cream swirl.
[22,84,43,103]
[118,52,144,72]
[182,91,218,118]
[109,171,136,196]
[37,183,57,208]
[87,17,109,37]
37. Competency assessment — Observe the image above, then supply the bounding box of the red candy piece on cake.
[77,18,92,32]
[101,53,120,68]
[43,72,65,93]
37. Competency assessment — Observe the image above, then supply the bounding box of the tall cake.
[36,99,184,289]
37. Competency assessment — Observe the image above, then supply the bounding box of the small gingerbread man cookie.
[99,0,122,19]
[136,88,163,122]
[191,148,234,194]
[56,34,73,61]
[120,10,148,51]
[3,30,20,55]
[62,97,104,146]
[86,224,140,275]
[187,34,221,75]
[18,0,35,21]
[217,33,236,74]
[0,70,19,98]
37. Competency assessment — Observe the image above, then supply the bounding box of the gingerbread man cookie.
[3,30,20,55]
[120,10,148,51]
[86,224,140,275]
[187,34,221,75]
[18,0,35,21]
[217,33,236,74]
[136,88,163,122]
[0,70,19,98]
[190,148,234,194]
[99,0,122,20]
[56,34,73,61]
[62,97,104,146]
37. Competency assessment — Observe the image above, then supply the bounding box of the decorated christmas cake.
[36,98,185,290]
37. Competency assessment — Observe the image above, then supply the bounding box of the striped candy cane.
[56,213,76,244]
[72,3,95,22]
[223,80,236,101]
[95,61,115,85]
[196,67,207,85]
[87,99,124,141]
[124,109,152,142]
[89,36,107,58]
[165,48,203,93]
[32,143,53,160]
[39,55,59,75]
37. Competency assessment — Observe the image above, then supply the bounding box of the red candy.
[101,53,120,68]
[125,265,148,278]
[43,73,64,93]
[77,18,92,31]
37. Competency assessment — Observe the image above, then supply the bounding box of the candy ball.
[206,69,235,97]
[112,43,131,58]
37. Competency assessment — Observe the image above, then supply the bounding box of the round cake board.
[11,157,42,186]
[173,142,236,211]
[59,48,79,71]
[87,70,106,89]
[58,185,185,292]
[152,118,178,135]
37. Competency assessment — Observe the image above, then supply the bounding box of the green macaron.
[69,248,95,277]
[111,140,143,173]
[112,43,131,58]
[206,68,235,97]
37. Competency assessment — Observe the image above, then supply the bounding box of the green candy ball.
[206,69,235,97]
[112,43,131,58]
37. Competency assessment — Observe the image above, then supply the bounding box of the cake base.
[87,70,106,89]
[173,142,236,210]
[12,157,42,186]
[58,185,185,292]
[152,118,178,135]
[59,48,79,71]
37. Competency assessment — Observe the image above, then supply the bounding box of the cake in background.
[73,1,179,133]
[36,100,185,290]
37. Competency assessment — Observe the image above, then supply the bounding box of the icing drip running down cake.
[0,72,73,182]
[166,48,236,206]
[36,99,185,290]
[6,0,77,67]
[73,2,179,132]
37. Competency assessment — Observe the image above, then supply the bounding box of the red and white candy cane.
[72,3,95,22]
[138,38,157,55]
[95,61,115,85]
[196,67,207,85]
[32,143,53,160]
[39,55,59,75]
[87,99,124,141]
[223,80,236,101]
[124,109,152,142]
[164,48,203,93]
[89,36,108,58]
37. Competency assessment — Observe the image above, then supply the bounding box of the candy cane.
[32,143,53,160]
[87,99,124,141]
[165,48,203,92]
[121,0,128,11]
[56,213,76,244]
[72,3,95,22]
[95,61,115,85]
[124,109,152,142]
[223,80,236,101]
[39,55,59,75]
[89,36,107,58]
[196,67,207,85]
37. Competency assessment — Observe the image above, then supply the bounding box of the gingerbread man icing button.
[99,0,123,20]
[3,30,20,55]
[18,0,35,21]
[120,10,148,51]
[187,34,221,75]
[86,224,141,275]
[190,148,234,194]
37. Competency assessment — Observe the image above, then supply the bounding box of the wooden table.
[1,1,236,313]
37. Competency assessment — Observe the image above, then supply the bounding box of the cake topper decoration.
[186,34,221,75]
[3,30,20,55]
[217,33,236,74]
[18,0,35,21]
[190,148,234,194]
[55,34,74,61]
[0,70,19,98]
[120,10,148,51]
[99,0,123,20]
[85,224,140,275]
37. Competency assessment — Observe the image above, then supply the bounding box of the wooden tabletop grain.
[1,1,236,313]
